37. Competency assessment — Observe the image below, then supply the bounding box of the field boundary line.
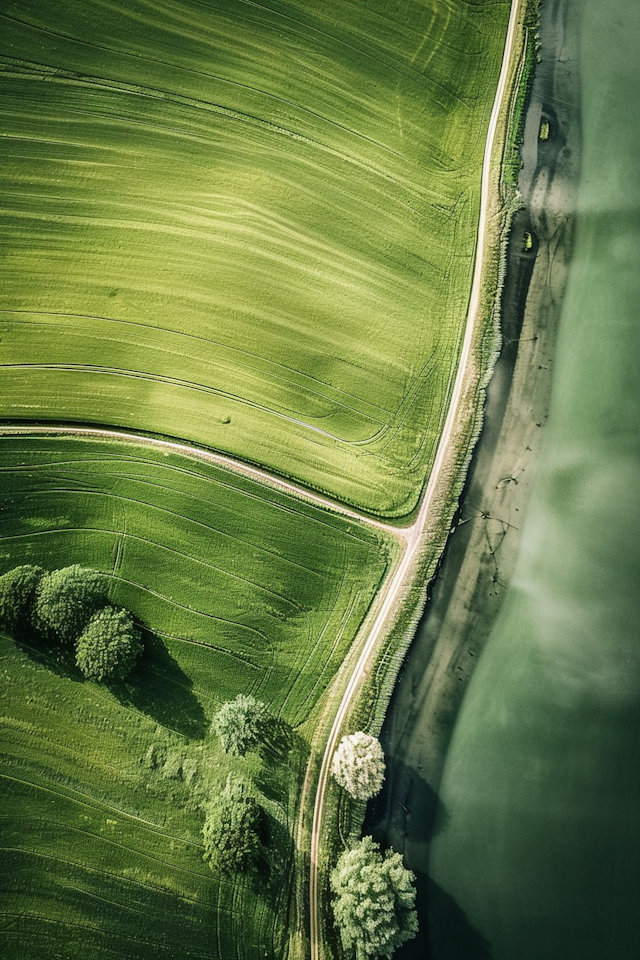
[0,424,407,544]
[306,0,522,956]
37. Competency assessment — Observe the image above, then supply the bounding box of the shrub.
[202,776,262,874]
[75,606,143,681]
[331,731,385,801]
[330,836,418,959]
[211,694,268,756]
[0,564,45,634]
[33,565,109,644]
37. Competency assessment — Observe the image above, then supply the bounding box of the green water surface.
[428,1,640,957]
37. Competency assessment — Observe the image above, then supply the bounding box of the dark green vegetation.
[429,1,640,957]
[1,561,143,681]
[0,563,44,632]
[331,836,417,958]
[502,1,538,190]
[0,0,511,515]
[0,433,393,959]
[33,564,109,644]
[202,776,262,875]
[76,606,143,681]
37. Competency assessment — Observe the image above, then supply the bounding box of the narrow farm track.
[0,424,408,544]
[307,0,522,955]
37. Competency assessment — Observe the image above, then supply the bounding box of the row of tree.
[202,694,269,874]
[0,563,142,681]
[329,732,418,958]
[3,561,416,956]
[201,701,418,955]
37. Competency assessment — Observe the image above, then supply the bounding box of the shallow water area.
[428,0,640,957]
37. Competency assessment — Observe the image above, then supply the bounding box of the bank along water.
[427,0,640,958]
[365,0,579,950]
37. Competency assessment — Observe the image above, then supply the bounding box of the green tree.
[202,776,262,874]
[330,836,418,959]
[33,564,109,644]
[0,564,45,634]
[211,694,268,755]
[75,606,143,681]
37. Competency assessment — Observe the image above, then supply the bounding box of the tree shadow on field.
[255,807,294,896]
[262,715,297,759]
[8,622,207,739]
[13,626,84,681]
[108,628,207,740]
[257,716,309,803]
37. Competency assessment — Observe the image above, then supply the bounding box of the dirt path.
[0,423,405,543]
[308,1,523,956]
[365,0,583,954]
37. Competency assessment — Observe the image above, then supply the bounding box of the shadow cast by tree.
[255,807,294,897]
[107,627,208,739]
[424,876,493,960]
[256,716,309,808]
[367,756,450,849]
[11,620,207,739]
[262,715,297,759]
[15,627,84,681]
[389,873,492,960]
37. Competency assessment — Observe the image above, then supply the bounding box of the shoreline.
[365,0,582,951]
[303,2,531,955]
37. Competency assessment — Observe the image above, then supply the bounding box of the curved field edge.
[0,433,400,960]
[297,2,538,956]
[1,0,513,518]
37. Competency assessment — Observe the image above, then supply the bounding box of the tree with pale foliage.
[211,694,268,756]
[330,836,418,959]
[331,731,385,801]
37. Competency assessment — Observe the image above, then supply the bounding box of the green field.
[0,0,510,515]
[0,433,394,959]
[428,0,640,956]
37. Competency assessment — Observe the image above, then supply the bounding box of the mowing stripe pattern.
[1,0,511,515]
[0,434,392,959]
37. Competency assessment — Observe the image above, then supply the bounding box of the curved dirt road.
[0,423,405,543]
[308,0,522,956]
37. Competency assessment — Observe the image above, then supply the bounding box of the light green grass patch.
[0,433,394,959]
[0,0,511,515]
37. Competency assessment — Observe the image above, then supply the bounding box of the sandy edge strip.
[307,0,522,956]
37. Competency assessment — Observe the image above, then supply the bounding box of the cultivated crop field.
[0,0,510,515]
[0,433,394,959]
